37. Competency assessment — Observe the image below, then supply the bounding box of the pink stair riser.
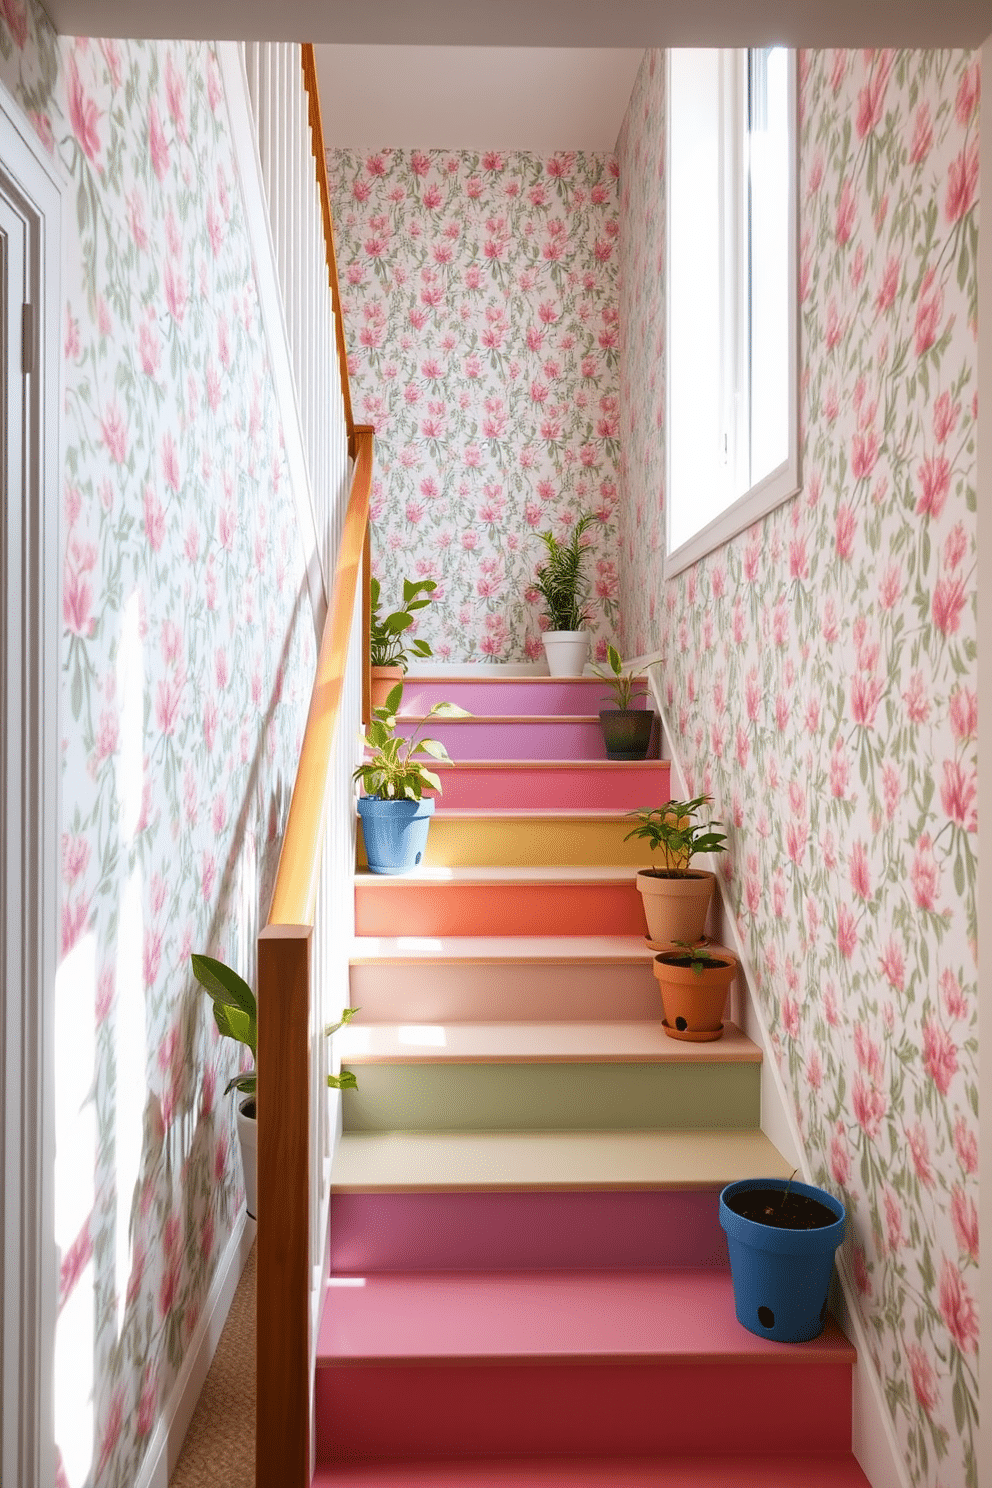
[397,678,651,717]
[354,880,646,938]
[313,1454,873,1487]
[315,1356,853,1462]
[427,761,669,810]
[393,717,628,761]
[330,1192,729,1274]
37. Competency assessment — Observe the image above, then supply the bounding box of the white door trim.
[0,76,63,1488]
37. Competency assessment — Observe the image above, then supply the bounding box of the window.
[666,47,799,575]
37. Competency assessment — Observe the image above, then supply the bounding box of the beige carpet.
[170,1242,256,1488]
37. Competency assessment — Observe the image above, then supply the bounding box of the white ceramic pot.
[237,1097,257,1220]
[542,630,590,677]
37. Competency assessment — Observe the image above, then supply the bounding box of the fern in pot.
[355,681,469,874]
[191,953,358,1220]
[533,511,596,676]
[624,794,727,947]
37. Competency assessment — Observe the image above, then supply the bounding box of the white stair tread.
[355,865,643,887]
[332,1128,792,1192]
[338,1020,759,1065]
[350,933,654,961]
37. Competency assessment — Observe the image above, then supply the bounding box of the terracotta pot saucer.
[661,1019,725,1043]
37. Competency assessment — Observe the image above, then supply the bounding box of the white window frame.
[664,47,800,577]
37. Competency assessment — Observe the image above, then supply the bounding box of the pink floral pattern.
[619,48,979,1488]
[327,148,622,662]
[2,9,315,1487]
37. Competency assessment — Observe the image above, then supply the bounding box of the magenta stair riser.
[354,880,647,938]
[397,678,652,717]
[392,717,629,761]
[316,1358,853,1462]
[429,763,670,811]
[330,1192,729,1273]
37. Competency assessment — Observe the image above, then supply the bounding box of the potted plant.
[533,511,596,676]
[719,1174,846,1343]
[190,953,358,1219]
[593,644,655,760]
[652,941,737,1041]
[355,681,469,874]
[624,794,727,947]
[369,575,437,708]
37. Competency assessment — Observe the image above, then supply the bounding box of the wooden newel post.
[256,924,312,1488]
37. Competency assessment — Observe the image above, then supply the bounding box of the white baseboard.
[136,1212,255,1488]
[645,661,910,1488]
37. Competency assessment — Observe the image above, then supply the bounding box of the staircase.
[313,672,871,1486]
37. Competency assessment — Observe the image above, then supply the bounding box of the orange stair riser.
[354,881,647,937]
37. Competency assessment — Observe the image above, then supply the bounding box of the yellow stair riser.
[357,814,654,869]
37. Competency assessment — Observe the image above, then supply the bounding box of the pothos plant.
[533,511,597,632]
[191,953,359,1106]
[624,795,727,877]
[354,682,470,801]
[369,575,437,671]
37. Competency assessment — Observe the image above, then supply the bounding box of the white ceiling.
[313,47,645,152]
[44,0,992,48]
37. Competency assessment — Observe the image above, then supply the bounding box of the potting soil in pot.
[724,1187,837,1230]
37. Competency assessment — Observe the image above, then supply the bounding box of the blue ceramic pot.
[719,1176,845,1343]
[358,795,434,874]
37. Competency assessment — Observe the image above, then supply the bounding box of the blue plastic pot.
[358,795,435,874]
[719,1177,845,1343]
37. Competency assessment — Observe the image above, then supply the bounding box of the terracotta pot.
[370,665,404,710]
[635,869,715,946]
[652,949,737,1042]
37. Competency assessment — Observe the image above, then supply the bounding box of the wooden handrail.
[267,425,373,927]
[301,42,354,437]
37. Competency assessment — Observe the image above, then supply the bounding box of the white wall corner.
[217,41,327,643]
[976,32,991,1488]
[646,660,911,1488]
[134,1213,254,1488]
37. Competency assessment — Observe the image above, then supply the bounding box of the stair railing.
[241,42,373,1488]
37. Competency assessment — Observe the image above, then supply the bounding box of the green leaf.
[429,701,472,719]
[416,738,449,760]
[384,682,404,713]
[191,954,255,1016]
[324,1007,360,1038]
[419,767,442,793]
[328,1071,358,1090]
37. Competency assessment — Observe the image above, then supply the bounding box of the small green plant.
[191,954,359,1101]
[668,941,724,977]
[370,575,436,671]
[533,511,597,632]
[624,794,727,878]
[594,644,648,711]
[354,682,470,801]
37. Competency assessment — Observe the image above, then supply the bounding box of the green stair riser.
[341,1060,760,1134]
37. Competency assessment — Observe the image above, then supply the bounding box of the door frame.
[0,76,63,1488]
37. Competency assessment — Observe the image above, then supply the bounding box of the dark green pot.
[599,709,655,761]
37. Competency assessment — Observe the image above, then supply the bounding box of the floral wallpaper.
[1,9,316,1488]
[327,147,621,663]
[619,48,980,1488]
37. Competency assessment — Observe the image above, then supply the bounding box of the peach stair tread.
[354,865,644,886]
[317,1268,856,1365]
[350,932,655,960]
[332,1128,793,1192]
[315,1454,871,1486]
[338,1020,760,1064]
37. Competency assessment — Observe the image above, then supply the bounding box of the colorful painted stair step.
[392,715,655,761]
[418,757,670,809]
[314,1453,872,1486]
[315,1269,855,1462]
[353,869,650,937]
[356,810,659,868]
[395,674,652,717]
